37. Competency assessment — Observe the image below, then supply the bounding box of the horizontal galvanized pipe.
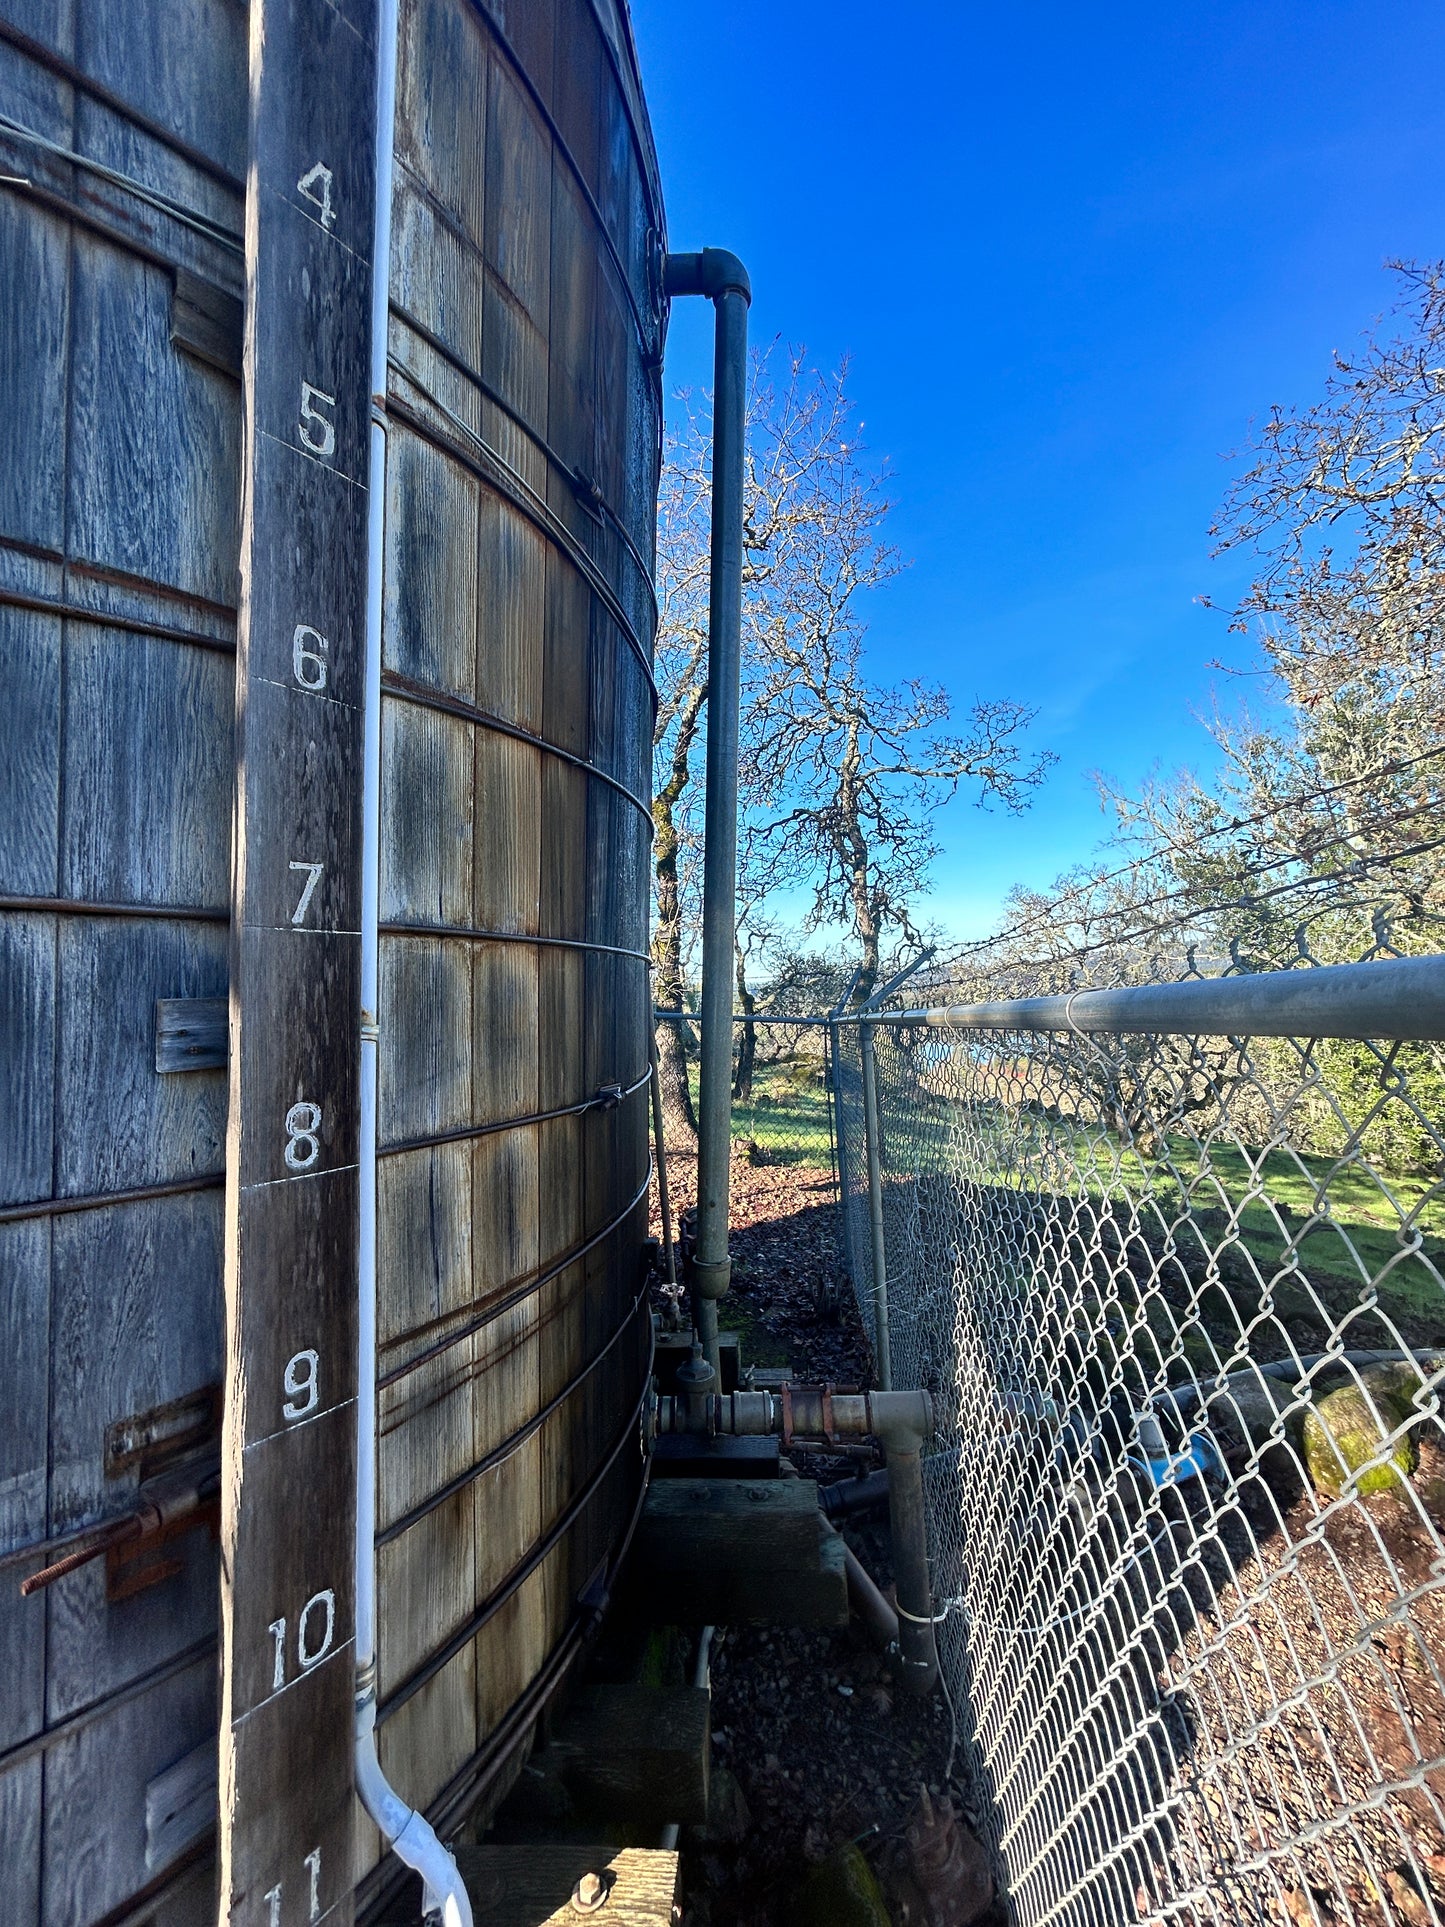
[884,951,1445,1041]
[655,1386,933,1451]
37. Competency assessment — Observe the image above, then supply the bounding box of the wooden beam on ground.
[454,1846,679,1927]
[629,1479,849,1629]
[542,1684,710,1827]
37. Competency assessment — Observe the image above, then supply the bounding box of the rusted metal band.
[377,1068,650,1161]
[377,1165,653,1388]
[0,1634,217,1777]
[0,1170,224,1228]
[0,584,237,652]
[781,1381,794,1451]
[376,1285,651,1546]
[381,668,654,829]
[0,893,228,924]
[379,918,650,962]
[377,1374,651,1724]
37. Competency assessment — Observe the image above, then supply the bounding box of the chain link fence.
[836,961,1445,1927]
[651,948,1445,1924]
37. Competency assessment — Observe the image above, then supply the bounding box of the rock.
[794,1843,893,1927]
[691,1765,751,1847]
[1303,1370,1420,1499]
[906,1787,993,1927]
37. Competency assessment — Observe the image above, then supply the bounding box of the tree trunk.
[733,947,756,1101]
[652,680,706,1144]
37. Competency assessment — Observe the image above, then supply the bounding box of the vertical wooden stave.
[220,1,376,1919]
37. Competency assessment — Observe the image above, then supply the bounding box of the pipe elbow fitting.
[663,248,752,305]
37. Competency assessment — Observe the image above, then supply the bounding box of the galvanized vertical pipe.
[887,1443,939,1695]
[663,249,750,1377]
[860,1020,892,1391]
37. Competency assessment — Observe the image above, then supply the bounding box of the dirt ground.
[653,1149,983,1927]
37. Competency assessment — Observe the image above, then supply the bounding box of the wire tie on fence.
[896,1595,961,1626]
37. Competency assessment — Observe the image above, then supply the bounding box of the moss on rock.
[793,1843,893,1927]
[1302,1369,1420,1499]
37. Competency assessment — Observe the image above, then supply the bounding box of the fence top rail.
[880,951,1445,1041]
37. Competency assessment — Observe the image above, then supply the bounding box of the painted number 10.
[268,1589,336,1692]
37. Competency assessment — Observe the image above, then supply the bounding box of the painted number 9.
[284,1101,322,1171]
[283,1349,319,1422]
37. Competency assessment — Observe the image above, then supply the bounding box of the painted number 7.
[289,861,323,926]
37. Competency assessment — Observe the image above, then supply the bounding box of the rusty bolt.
[571,1869,613,1913]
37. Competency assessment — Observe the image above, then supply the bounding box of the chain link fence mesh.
[853,993,1445,1927]
[652,960,1445,1924]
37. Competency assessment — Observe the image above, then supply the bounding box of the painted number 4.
[296,160,335,230]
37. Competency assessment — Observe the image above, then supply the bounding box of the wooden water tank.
[0,0,663,1917]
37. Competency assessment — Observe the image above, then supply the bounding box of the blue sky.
[630,0,1445,940]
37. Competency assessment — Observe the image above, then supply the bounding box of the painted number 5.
[298,382,335,459]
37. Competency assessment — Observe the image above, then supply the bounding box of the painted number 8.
[284,1101,322,1171]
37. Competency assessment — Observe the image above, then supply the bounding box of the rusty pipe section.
[18,1462,220,1596]
[657,1384,932,1451]
[656,1382,938,1693]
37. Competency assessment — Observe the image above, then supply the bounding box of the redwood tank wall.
[0,0,664,1917]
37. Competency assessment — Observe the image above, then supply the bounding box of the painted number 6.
[292,623,328,692]
[284,1101,321,1171]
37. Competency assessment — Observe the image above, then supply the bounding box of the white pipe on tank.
[354,3,471,1921]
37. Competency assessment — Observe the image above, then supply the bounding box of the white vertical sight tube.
[353,3,471,1920]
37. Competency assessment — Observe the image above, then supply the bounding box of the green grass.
[707,1057,836,1168]
[699,1052,1445,1349]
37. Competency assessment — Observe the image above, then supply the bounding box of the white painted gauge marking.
[264,1884,282,1927]
[298,382,336,458]
[298,1589,336,1670]
[284,1101,322,1171]
[296,161,336,231]
[289,861,324,926]
[283,1348,319,1421]
[305,1847,322,1922]
[268,1617,287,1693]
[292,623,329,692]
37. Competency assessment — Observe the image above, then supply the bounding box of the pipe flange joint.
[691,1256,731,1301]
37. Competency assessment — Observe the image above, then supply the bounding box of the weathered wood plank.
[383,423,480,705]
[46,1191,223,1717]
[0,607,61,897]
[221,0,374,1915]
[0,912,55,1205]
[68,234,242,609]
[55,914,228,1197]
[156,996,228,1073]
[380,698,475,926]
[0,193,70,555]
[451,1845,678,1927]
[546,1683,709,1826]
